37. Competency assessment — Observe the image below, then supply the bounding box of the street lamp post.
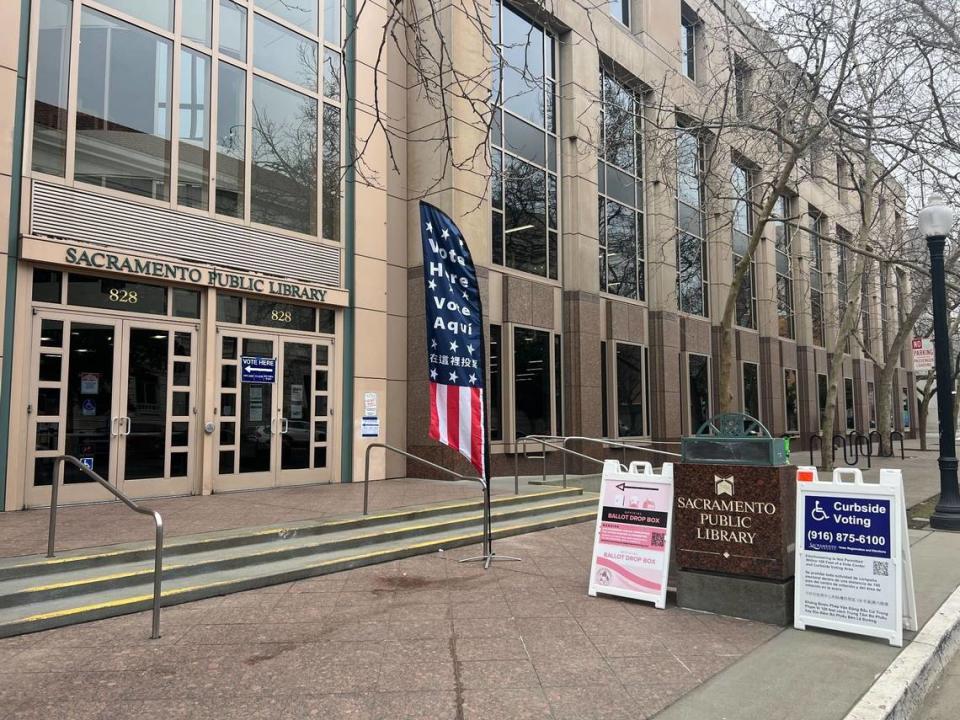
[919,195,960,531]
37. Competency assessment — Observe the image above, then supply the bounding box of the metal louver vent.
[30,182,342,289]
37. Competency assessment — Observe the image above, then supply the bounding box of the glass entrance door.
[215,331,334,491]
[26,312,197,507]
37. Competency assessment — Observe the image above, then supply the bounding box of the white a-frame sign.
[794,467,917,647]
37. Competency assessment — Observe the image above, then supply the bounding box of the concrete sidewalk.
[655,527,960,720]
[915,649,960,719]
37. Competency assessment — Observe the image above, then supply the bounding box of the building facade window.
[844,377,856,431]
[680,3,698,81]
[616,343,649,437]
[742,361,759,420]
[809,208,826,347]
[676,128,707,316]
[902,387,911,430]
[817,372,828,426]
[731,164,756,329]
[489,324,503,441]
[784,368,799,433]
[513,327,561,438]
[600,341,609,437]
[688,353,711,432]
[610,0,629,27]
[598,67,645,301]
[733,58,751,119]
[867,381,877,430]
[774,195,795,339]
[491,1,559,280]
[29,0,344,241]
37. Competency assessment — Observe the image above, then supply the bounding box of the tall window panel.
[513,327,561,438]
[598,67,645,301]
[844,377,855,431]
[29,0,344,240]
[680,3,698,81]
[809,208,826,347]
[731,165,756,329]
[75,9,172,200]
[688,353,711,432]
[784,368,799,433]
[616,343,649,437]
[837,225,852,353]
[742,361,759,420]
[251,77,317,235]
[773,195,794,338]
[32,0,72,176]
[489,325,503,441]
[610,0,629,26]
[817,373,828,426]
[490,1,559,279]
[178,48,211,210]
[676,128,707,316]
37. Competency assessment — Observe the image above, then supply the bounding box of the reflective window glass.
[503,156,546,276]
[67,274,168,315]
[500,5,545,126]
[688,354,710,432]
[742,363,759,420]
[323,49,341,99]
[256,0,318,33]
[178,48,211,209]
[183,0,212,46]
[246,298,316,331]
[254,14,318,91]
[217,294,243,323]
[323,0,340,44]
[489,325,502,441]
[32,0,72,176]
[75,9,172,201]
[32,268,62,303]
[219,0,247,61]
[322,103,341,241]
[514,327,551,438]
[215,61,246,218]
[616,344,645,437]
[784,369,799,433]
[172,288,202,318]
[98,0,173,30]
[251,77,318,235]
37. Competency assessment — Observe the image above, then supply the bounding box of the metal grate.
[30,181,342,289]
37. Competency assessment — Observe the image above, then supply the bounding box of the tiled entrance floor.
[0,522,781,720]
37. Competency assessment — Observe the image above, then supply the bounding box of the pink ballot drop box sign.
[588,460,674,609]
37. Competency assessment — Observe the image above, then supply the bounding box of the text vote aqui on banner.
[794,466,917,647]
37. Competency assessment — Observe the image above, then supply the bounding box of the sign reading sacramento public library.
[21,237,348,306]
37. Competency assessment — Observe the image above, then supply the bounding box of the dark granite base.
[677,569,794,625]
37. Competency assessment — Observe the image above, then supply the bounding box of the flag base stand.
[458,553,521,570]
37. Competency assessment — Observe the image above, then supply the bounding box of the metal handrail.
[48,455,164,640]
[513,434,680,491]
[362,443,483,515]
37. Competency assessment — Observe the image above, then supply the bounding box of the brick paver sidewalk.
[0,522,780,720]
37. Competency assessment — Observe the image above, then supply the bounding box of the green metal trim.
[339,0,356,483]
[0,0,32,509]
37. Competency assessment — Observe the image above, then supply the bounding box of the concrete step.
[0,488,598,637]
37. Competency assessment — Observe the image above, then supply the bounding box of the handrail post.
[151,512,163,639]
[363,443,373,515]
[47,457,62,558]
[562,437,567,489]
[514,439,520,494]
[541,440,546,484]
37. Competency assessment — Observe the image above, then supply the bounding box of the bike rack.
[853,433,872,468]
[48,455,164,640]
[809,434,823,467]
[868,430,883,456]
[891,431,905,460]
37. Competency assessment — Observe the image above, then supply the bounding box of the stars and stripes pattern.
[420,201,487,477]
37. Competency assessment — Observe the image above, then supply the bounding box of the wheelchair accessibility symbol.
[811,500,829,522]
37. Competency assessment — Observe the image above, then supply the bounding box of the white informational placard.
[364,392,378,417]
[912,337,935,373]
[588,460,674,609]
[794,467,917,647]
[360,416,380,438]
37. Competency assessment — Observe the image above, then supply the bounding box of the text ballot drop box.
[589,460,674,609]
[673,413,796,624]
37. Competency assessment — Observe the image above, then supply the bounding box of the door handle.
[111,416,119,436]
[122,417,132,436]
[281,417,289,434]
[270,416,277,435]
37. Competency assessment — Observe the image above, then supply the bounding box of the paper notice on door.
[80,373,99,395]
[249,386,263,422]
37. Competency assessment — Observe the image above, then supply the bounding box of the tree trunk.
[918,373,935,451]
[875,365,895,456]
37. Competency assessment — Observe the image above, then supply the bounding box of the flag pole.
[459,283,520,569]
